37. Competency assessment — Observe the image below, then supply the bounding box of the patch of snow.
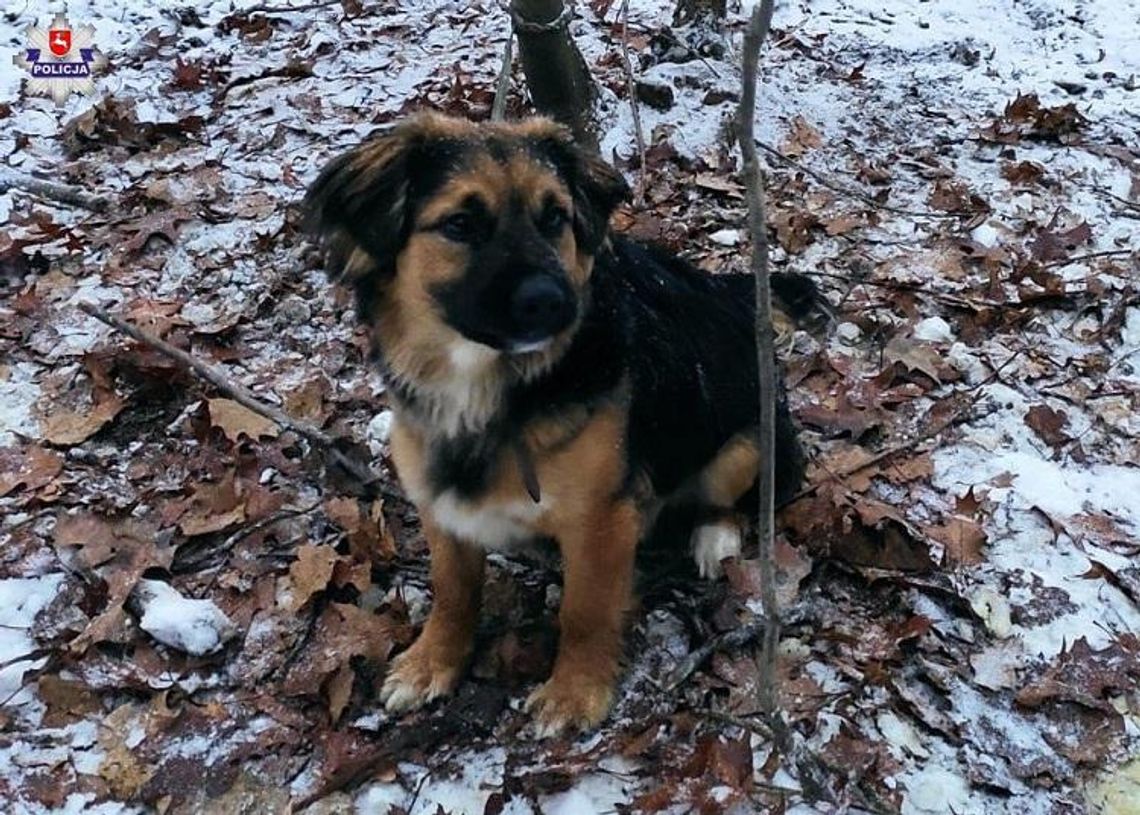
[134,579,236,656]
[902,765,971,814]
[356,749,512,815]
[540,759,639,815]
[0,363,43,446]
[0,573,66,708]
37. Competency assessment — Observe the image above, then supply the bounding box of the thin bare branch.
[76,301,403,502]
[0,170,112,212]
[755,140,958,220]
[735,0,781,732]
[617,0,648,205]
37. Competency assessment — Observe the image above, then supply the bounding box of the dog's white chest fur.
[429,490,544,550]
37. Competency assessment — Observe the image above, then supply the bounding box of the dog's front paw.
[379,639,465,713]
[525,674,614,738]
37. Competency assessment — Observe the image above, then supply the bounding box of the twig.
[781,351,1021,507]
[698,709,899,814]
[237,0,343,15]
[219,60,314,99]
[1041,248,1136,269]
[736,0,783,736]
[0,648,51,672]
[194,502,323,595]
[665,603,810,691]
[701,707,774,738]
[755,141,958,220]
[491,32,514,122]
[617,0,648,205]
[0,170,112,213]
[76,302,402,502]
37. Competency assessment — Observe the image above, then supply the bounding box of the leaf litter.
[1,0,1139,813]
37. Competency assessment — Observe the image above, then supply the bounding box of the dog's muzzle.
[509,275,576,347]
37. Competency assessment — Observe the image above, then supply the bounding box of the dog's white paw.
[692,521,741,579]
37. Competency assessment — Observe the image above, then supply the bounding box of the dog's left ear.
[539,128,630,253]
[304,124,419,284]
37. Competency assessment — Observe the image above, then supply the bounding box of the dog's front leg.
[380,517,485,712]
[526,499,639,736]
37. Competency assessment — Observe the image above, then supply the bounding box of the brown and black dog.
[305,113,804,736]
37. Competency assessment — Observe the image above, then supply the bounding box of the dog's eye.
[440,213,477,243]
[537,206,569,238]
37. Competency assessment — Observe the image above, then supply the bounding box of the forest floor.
[2,0,1139,813]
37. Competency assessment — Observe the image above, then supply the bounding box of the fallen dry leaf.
[927,515,987,566]
[326,662,355,725]
[53,514,168,651]
[0,445,63,497]
[781,114,823,157]
[324,496,396,564]
[289,543,339,610]
[1024,404,1071,448]
[1017,636,1139,711]
[40,393,124,446]
[177,471,247,537]
[882,336,946,384]
[283,602,400,698]
[206,398,280,442]
[281,376,330,423]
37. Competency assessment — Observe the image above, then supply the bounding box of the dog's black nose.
[510,276,575,340]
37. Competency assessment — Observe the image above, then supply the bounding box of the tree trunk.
[511,0,597,149]
[673,0,726,28]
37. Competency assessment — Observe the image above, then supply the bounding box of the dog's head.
[305,113,629,375]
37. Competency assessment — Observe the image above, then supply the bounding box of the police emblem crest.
[13,13,108,105]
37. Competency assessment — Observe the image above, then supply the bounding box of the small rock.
[949,42,979,66]
[946,342,988,385]
[836,322,862,344]
[913,316,955,343]
[708,228,740,247]
[367,410,393,445]
[970,587,1013,640]
[970,221,1000,247]
[702,88,739,105]
[134,579,236,656]
[1054,80,1087,95]
[278,295,311,323]
[635,79,674,111]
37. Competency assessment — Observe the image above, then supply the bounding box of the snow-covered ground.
[2,0,1139,813]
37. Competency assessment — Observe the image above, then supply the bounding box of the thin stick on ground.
[780,350,1022,508]
[0,170,112,213]
[736,0,784,738]
[754,141,958,220]
[77,302,404,502]
[618,0,648,205]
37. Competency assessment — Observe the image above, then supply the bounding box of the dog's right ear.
[303,127,417,284]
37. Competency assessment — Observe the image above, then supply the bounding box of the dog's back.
[599,237,804,506]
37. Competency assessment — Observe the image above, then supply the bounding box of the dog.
[304,113,804,736]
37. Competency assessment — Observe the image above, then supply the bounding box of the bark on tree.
[673,0,726,27]
[511,0,597,148]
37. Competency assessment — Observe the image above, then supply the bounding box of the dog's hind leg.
[690,431,761,579]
